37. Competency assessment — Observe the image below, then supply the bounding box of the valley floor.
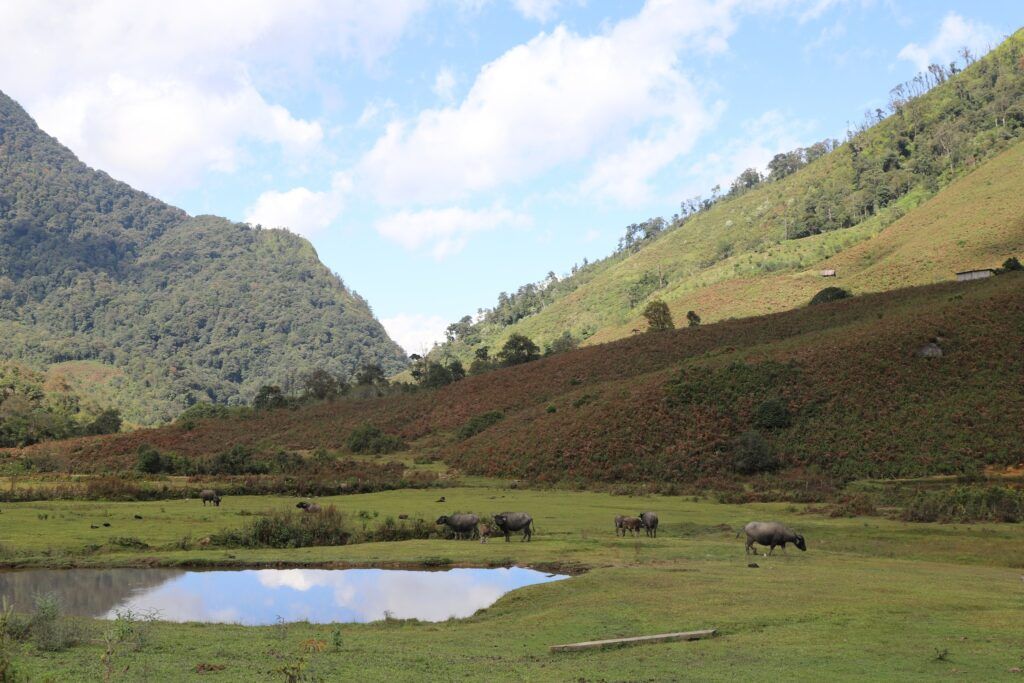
[1,483,1022,681]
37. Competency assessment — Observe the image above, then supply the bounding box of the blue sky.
[1,1,1020,353]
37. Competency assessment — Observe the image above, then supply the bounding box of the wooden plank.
[549,629,717,652]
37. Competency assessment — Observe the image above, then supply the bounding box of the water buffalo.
[199,490,221,507]
[296,501,321,513]
[620,517,642,536]
[478,523,494,543]
[742,521,806,556]
[614,515,626,536]
[493,512,533,542]
[436,514,479,540]
[639,512,659,537]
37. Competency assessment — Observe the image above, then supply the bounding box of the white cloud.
[0,0,427,193]
[245,173,352,237]
[381,313,449,355]
[34,75,322,193]
[683,110,814,195]
[358,0,740,206]
[432,67,457,101]
[897,12,999,72]
[376,206,531,259]
[512,0,564,23]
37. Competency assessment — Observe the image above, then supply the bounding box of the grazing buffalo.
[620,517,642,536]
[742,521,806,556]
[614,515,626,536]
[296,501,321,513]
[436,514,479,540]
[639,512,659,537]
[199,490,221,507]
[493,512,533,542]
[478,523,494,543]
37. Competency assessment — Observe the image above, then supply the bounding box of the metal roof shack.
[955,269,995,282]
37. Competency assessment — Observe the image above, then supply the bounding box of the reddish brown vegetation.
[7,274,1023,486]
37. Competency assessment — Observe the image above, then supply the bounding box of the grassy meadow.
[0,481,1022,681]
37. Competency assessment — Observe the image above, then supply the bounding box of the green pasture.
[0,483,1022,681]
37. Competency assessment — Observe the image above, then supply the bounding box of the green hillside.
[21,270,1023,486]
[435,28,1024,360]
[0,91,407,431]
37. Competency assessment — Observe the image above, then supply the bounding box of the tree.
[302,368,342,401]
[85,408,122,435]
[731,431,780,474]
[729,167,763,195]
[355,363,387,387]
[809,287,852,306]
[545,331,579,355]
[497,334,541,366]
[686,311,701,327]
[642,300,674,332]
[254,385,286,410]
[1001,256,1022,272]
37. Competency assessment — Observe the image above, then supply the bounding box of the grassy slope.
[13,270,1024,482]
[440,30,1024,358]
[1,485,1022,680]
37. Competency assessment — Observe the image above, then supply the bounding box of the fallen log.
[549,628,717,652]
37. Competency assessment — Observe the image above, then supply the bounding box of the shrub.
[752,399,791,429]
[900,486,1024,523]
[730,431,779,474]
[28,594,80,652]
[136,445,165,474]
[177,402,230,423]
[809,286,852,306]
[347,424,406,454]
[456,411,504,440]
[84,409,122,436]
[1001,256,1022,272]
[208,445,268,475]
[830,492,879,517]
[211,506,352,548]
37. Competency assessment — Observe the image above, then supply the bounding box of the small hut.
[955,269,995,282]
[820,269,836,277]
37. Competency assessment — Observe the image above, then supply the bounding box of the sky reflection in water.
[0,568,568,625]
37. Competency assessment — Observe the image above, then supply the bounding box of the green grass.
[1,483,1022,680]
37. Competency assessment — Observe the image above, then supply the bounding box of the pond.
[0,567,568,625]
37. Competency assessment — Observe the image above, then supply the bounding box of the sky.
[1,1,1020,354]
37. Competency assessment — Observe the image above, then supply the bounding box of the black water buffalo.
[296,501,321,513]
[639,511,658,537]
[742,521,806,556]
[199,490,221,507]
[436,514,479,540]
[614,515,626,536]
[493,512,533,542]
[620,517,642,536]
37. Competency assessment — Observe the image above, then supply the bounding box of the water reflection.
[0,567,568,625]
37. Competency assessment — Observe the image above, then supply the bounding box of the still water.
[0,567,568,625]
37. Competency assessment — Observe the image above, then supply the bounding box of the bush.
[900,486,1024,523]
[208,445,268,475]
[752,399,791,429]
[456,411,504,440]
[809,286,852,306]
[177,402,230,423]
[730,431,779,475]
[84,409,122,436]
[28,594,80,652]
[347,424,406,454]
[211,506,352,548]
[1001,256,1022,272]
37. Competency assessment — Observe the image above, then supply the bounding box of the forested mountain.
[434,29,1024,363]
[0,91,406,430]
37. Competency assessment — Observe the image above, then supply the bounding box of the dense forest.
[0,91,407,430]
[434,32,1024,363]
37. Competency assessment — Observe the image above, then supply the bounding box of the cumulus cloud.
[0,0,427,193]
[358,0,739,206]
[376,206,531,259]
[380,313,450,355]
[512,0,565,23]
[432,67,457,101]
[245,173,352,237]
[897,12,999,72]
[683,110,814,195]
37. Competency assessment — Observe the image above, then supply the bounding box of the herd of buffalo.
[197,491,807,555]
